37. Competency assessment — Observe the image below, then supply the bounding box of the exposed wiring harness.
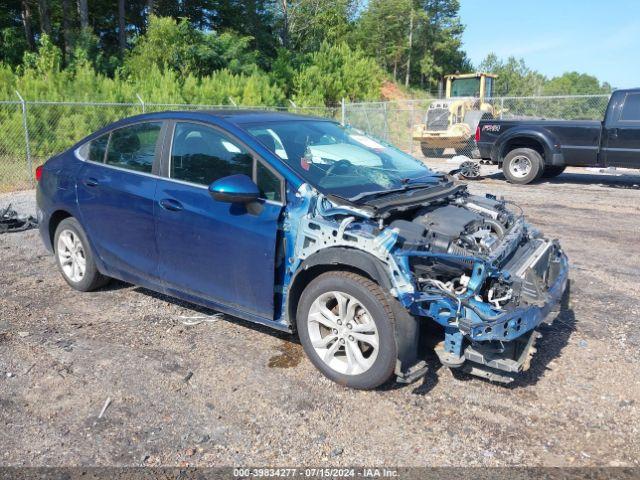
[418,274,470,295]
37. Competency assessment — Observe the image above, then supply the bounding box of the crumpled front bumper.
[461,241,569,343]
[412,240,569,383]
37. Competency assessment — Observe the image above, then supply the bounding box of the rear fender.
[495,128,563,166]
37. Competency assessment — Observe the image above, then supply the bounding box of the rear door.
[76,121,165,283]
[154,121,284,320]
[602,92,640,168]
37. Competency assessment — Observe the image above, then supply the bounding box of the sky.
[459,0,640,88]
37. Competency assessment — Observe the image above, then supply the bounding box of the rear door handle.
[610,128,619,139]
[159,198,183,212]
[83,177,99,187]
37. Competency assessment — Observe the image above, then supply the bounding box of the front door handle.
[159,198,183,212]
[610,128,619,139]
[83,177,99,187]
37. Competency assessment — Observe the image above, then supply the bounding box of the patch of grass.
[0,155,42,193]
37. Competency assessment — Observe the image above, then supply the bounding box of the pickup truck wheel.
[421,146,445,158]
[502,148,544,184]
[296,271,397,390]
[542,165,566,178]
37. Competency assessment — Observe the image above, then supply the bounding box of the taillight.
[475,126,480,143]
[35,165,43,182]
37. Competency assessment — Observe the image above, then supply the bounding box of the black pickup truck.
[476,88,640,184]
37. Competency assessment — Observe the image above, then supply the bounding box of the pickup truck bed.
[476,89,640,184]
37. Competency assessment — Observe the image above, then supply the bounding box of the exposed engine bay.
[281,178,569,385]
[390,195,520,310]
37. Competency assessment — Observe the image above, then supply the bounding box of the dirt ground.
[1,160,639,467]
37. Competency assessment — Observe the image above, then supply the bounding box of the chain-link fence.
[343,94,611,158]
[0,93,609,196]
[0,98,337,195]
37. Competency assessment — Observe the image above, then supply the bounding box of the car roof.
[202,109,329,124]
[114,109,332,127]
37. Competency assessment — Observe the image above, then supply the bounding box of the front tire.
[54,217,109,292]
[502,148,544,184]
[296,272,398,390]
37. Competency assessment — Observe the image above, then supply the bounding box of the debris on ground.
[97,397,112,420]
[178,314,223,326]
[0,204,37,234]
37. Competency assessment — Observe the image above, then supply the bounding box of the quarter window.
[170,123,253,185]
[105,122,162,173]
[256,161,282,202]
[621,93,640,121]
[87,134,109,162]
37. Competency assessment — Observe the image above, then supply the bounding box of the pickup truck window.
[621,93,640,122]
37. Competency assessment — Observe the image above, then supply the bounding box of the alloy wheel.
[57,230,86,283]
[307,291,379,375]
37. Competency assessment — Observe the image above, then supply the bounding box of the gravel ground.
[1,161,639,467]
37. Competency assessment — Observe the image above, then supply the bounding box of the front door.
[154,121,284,320]
[603,91,640,168]
[76,121,164,283]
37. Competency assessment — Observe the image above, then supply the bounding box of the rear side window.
[105,122,162,173]
[621,93,640,121]
[170,123,253,185]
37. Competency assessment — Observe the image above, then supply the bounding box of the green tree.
[543,72,611,95]
[478,53,546,96]
[356,0,413,81]
[415,0,470,89]
[124,16,260,78]
[273,0,357,52]
[293,42,383,106]
[354,0,469,89]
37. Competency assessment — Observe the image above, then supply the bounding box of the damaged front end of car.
[281,175,568,384]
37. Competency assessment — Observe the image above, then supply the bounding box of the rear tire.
[421,145,445,158]
[296,271,398,390]
[54,217,109,292]
[542,165,566,178]
[502,148,544,184]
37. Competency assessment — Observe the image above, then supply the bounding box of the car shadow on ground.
[409,281,576,395]
[481,170,640,189]
[98,279,294,341]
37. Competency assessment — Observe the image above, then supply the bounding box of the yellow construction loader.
[413,72,497,157]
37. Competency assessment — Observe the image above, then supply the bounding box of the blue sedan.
[36,110,568,389]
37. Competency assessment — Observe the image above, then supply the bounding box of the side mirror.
[208,174,260,204]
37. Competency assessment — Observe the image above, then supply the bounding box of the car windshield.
[244,120,439,200]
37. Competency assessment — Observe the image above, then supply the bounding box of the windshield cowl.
[347,173,447,203]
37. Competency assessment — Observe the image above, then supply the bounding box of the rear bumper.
[35,185,54,253]
[477,142,493,160]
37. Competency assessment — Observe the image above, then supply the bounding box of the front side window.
[105,122,162,173]
[621,93,640,121]
[170,123,253,185]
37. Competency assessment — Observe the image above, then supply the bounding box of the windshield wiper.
[348,183,437,202]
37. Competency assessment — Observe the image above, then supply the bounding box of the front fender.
[292,247,394,290]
